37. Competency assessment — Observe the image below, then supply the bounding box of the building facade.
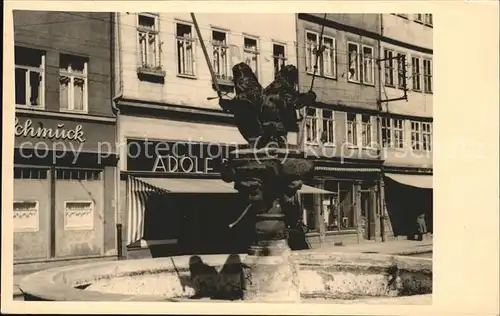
[12,11,118,267]
[379,13,433,239]
[296,13,385,247]
[114,12,303,258]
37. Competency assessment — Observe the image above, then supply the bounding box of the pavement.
[11,238,432,300]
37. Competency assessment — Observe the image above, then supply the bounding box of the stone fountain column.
[221,146,315,303]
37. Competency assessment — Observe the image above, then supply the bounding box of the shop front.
[382,170,433,239]
[300,159,384,248]
[122,137,332,258]
[13,114,117,264]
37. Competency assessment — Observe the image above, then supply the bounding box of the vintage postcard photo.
[2,1,499,315]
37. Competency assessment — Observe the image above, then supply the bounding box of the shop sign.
[126,139,237,175]
[15,117,86,142]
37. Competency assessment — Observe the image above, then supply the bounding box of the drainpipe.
[377,14,386,242]
[111,12,124,259]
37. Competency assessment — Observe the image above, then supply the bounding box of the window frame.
[396,52,407,90]
[305,30,337,79]
[360,114,374,149]
[243,35,260,79]
[320,108,336,146]
[411,121,422,151]
[345,112,358,148]
[361,44,375,86]
[424,14,433,27]
[59,54,89,113]
[137,13,161,70]
[421,122,433,151]
[423,58,433,93]
[411,55,422,92]
[384,48,396,87]
[382,117,405,149]
[175,21,197,78]
[347,41,361,83]
[14,46,45,109]
[211,28,231,82]
[272,41,287,78]
[305,107,321,145]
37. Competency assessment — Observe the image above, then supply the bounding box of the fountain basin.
[19,252,432,303]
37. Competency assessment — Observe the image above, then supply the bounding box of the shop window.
[15,46,45,108]
[14,167,48,180]
[59,54,88,112]
[338,182,355,230]
[176,22,196,77]
[301,194,317,232]
[13,201,39,232]
[56,169,101,181]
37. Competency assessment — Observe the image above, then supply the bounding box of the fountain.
[18,63,432,303]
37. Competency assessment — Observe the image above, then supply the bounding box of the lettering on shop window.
[15,118,86,142]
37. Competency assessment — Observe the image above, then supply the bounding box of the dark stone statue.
[216,62,318,301]
[219,62,317,148]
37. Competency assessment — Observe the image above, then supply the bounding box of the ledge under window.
[137,66,166,83]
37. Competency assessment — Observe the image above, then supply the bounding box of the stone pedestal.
[221,147,314,303]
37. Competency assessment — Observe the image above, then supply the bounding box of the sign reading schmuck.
[126,139,238,175]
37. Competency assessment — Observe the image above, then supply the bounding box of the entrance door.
[360,190,372,240]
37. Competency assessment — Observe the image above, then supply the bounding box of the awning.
[384,173,433,189]
[135,177,333,194]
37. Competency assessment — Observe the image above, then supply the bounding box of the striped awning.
[385,173,433,189]
[125,176,334,245]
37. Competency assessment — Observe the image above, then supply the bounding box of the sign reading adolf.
[126,139,238,175]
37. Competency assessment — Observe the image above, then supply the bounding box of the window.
[13,201,39,232]
[422,122,433,151]
[56,169,101,181]
[243,37,259,78]
[384,49,395,86]
[272,43,286,78]
[305,107,319,144]
[423,59,433,93]
[360,115,372,148]
[15,46,45,108]
[424,14,433,26]
[397,52,407,90]
[338,181,355,230]
[305,31,336,78]
[14,167,48,180]
[362,45,374,85]
[64,201,94,230]
[411,121,422,150]
[382,117,405,149]
[321,109,335,145]
[346,113,357,147]
[347,42,360,82]
[176,23,196,76]
[212,30,230,81]
[414,14,423,23]
[137,14,160,69]
[59,54,88,112]
[412,56,422,91]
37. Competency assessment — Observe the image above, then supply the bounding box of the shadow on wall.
[176,254,245,300]
[384,178,433,239]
